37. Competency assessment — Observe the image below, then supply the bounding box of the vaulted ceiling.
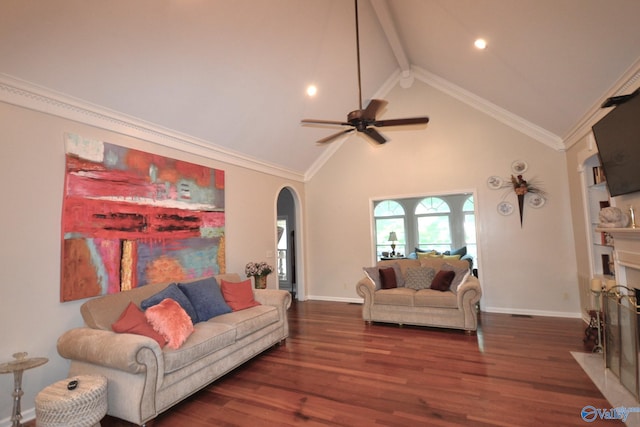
[2,0,640,177]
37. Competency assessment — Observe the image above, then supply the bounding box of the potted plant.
[245,261,274,289]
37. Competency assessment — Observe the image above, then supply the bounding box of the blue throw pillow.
[178,277,231,322]
[140,284,199,324]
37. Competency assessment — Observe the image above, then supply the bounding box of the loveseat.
[356,258,481,332]
[57,273,291,426]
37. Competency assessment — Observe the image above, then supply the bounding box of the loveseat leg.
[465,330,475,336]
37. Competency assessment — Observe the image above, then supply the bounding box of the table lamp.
[388,232,398,256]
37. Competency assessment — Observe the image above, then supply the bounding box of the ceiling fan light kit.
[301,0,429,145]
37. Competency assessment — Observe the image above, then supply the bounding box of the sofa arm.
[253,289,291,338]
[253,288,291,310]
[456,276,482,330]
[57,327,164,376]
[356,278,375,321]
[456,276,482,306]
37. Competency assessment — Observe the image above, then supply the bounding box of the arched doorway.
[276,187,302,300]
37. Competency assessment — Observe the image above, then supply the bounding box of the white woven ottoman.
[35,374,107,427]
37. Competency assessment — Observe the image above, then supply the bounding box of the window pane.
[376,218,405,256]
[415,197,450,214]
[463,196,474,212]
[374,200,405,217]
[417,216,451,248]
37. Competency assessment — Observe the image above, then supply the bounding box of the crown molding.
[0,74,306,182]
[411,65,565,151]
[563,58,640,150]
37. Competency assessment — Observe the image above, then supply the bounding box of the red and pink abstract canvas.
[61,133,225,302]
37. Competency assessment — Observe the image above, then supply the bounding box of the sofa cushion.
[363,266,382,289]
[178,277,232,321]
[209,305,279,340]
[111,302,167,348]
[379,267,398,289]
[405,267,436,290]
[419,257,469,275]
[141,284,199,324]
[220,279,261,311]
[145,298,195,349]
[162,321,237,374]
[374,288,415,306]
[445,246,467,258]
[441,262,471,293]
[430,270,455,291]
[413,289,458,308]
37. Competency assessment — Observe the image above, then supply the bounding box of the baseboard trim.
[306,295,363,304]
[0,407,34,427]
[482,306,583,319]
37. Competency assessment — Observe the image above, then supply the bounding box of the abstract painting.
[61,133,225,302]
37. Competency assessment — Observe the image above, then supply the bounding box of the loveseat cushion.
[405,266,436,290]
[413,289,458,308]
[162,321,236,374]
[178,277,231,321]
[111,302,167,348]
[379,267,398,289]
[430,270,455,291]
[140,284,199,324]
[209,305,279,340]
[220,279,261,311]
[374,288,415,306]
[364,262,405,290]
[441,262,471,293]
[145,298,194,350]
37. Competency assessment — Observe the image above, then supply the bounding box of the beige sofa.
[57,273,290,426]
[356,258,481,332]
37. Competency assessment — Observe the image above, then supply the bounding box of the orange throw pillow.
[220,279,262,311]
[144,298,194,349]
[112,302,167,348]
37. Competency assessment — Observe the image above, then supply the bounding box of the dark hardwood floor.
[64,301,624,426]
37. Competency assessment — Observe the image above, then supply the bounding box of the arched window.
[374,200,406,258]
[415,197,451,252]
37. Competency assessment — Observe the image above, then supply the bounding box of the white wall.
[306,80,581,317]
[0,101,304,424]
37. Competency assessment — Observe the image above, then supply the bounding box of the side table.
[0,352,48,427]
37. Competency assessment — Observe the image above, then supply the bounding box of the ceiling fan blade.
[301,119,351,126]
[317,129,354,144]
[362,99,389,120]
[373,117,430,127]
[362,127,388,144]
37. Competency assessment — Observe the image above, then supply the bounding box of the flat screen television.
[592,89,640,197]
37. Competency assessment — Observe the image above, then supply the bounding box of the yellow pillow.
[417,251,442,259]
[443,254,461,260]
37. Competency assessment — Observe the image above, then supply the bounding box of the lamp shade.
[388,232,398,242]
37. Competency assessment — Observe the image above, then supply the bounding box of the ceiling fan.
[301,0,429,145]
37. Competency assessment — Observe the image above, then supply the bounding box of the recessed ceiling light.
[474,38,487,50]
[306,85,317,97]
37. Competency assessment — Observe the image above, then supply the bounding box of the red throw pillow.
[220,279,262,311]
[430,270,456,291]
[379,267,398,289]
[145,298,194,349]
[112,302,166,348]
